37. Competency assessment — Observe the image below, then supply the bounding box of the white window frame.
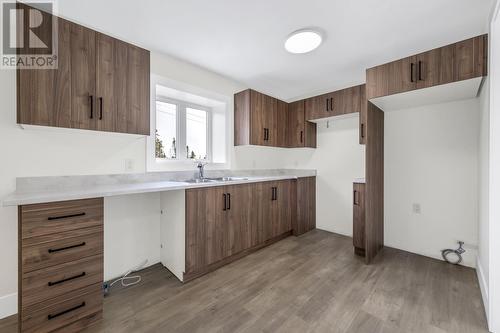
[147,74,231,172]
[155,96,212,162]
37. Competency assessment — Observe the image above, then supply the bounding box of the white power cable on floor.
[109,260,148,289]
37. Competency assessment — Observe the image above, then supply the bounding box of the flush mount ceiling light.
[284,29,323,54]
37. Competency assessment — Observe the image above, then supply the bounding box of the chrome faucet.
[197,162,208,180]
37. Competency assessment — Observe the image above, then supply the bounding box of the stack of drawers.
[18,198,104,332]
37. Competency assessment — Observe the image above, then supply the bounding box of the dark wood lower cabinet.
[185,186,225,273]
[18,198,104,333]
[225,183,254,257]
[353,182,366,256]
[259,180,292,241]
[293,177,316,236]
[184,178,315,281]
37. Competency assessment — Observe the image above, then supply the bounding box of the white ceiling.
[54,0,493,101]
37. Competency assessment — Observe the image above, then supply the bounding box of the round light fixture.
[285,29,323,54]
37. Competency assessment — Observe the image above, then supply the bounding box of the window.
[148,77,229,171]
[155,96,211,161]
[156,101,177,159]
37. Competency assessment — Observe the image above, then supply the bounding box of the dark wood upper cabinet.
[366,34,488,99]
[454,35,488,81]
[288,100,316,148]
[305,85,363,121]
[415,44,454,89]
[304,92,335,120]
[276,100,288,148]
[263,93,278,146]
[17,7,150,135]
[95,33,115,132]
[70,22,96,131]
[17,13,72,129]
[234,89,282,147]
[112,39,151,135]
[359,84,367,145]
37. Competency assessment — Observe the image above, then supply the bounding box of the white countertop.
[3,170,316,206]
[353,178,366,183]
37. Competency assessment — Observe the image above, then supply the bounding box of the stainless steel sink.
[206,177,249,182]
[184,177,249,183]
[184,178,218,183]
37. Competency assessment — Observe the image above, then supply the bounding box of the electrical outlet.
[412,203,421,214]
[124,159,134,171]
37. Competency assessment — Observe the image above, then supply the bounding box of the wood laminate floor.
[0,230,487,333]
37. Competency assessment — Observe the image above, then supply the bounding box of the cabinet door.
[271,180,292,237]
[305,92,336,120]
[366,56,417,99]
[276,100,289,147]
[17,11,72,128]
[234,90,251,146]
[255,182,275,242]
[70,22,96,130]
[95,33,116,132]
[264,94,278,146]
[454,35,487,82]
[293,177,316,236]
[359,85,367,145]
[353,183,365,252]
[249,90,267,145]
[338,85,361,115]
[127,45,150,135]
[225,183,253,256]
[288,100,305,147]
[387,56,417,97]
[416,44,454,89]
[114,41,150,135]
[289,100,317,148]
[185,187,226,273]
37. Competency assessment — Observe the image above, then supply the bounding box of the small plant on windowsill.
[155,129,166,159]
[169,138,177,159]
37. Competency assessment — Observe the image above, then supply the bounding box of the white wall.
[478,79,490,317]
[385,99,480,267]
[104,194,161,281]
[487,2,500,330]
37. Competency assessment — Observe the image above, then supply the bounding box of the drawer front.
[22,227,103,273]
[22,254,103,308]
[21,198,103,239]
[21,283,102,333]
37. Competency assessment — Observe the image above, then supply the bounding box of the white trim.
[0,293,17,319]
[477,256,490,323]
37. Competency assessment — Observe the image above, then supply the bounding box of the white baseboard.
[476,256,490,329]
[0,293,17,319]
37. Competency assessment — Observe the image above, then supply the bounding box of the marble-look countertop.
[353,178,366,183]
[3,169,316,206]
